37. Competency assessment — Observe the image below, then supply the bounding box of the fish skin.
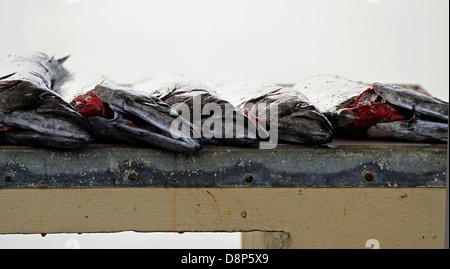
[57,71,115,102]
[212,79,334,145]
[0,53,92,148]
[0,130,91,149]
[132,73,261,146]
[0,52,70,92]
[92,83,202,152]
[57,74,202,152]
[294,74,448,143]
[372,82,448,121]
[367,120,448,143]
[293,74,370,114]
[87,116,201,152]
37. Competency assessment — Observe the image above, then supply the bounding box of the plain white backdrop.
[0,0,448,249]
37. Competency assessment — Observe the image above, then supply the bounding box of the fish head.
[0,80,92,147]
[278,107,334,144]
[372,82,449,122]
[72,83,202,152]
[258,94,334,145]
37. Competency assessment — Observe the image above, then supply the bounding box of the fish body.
[212,79,334,145]
[58,74,201,152]
[292,74,370,114]
[295,75,448,143]
[372,82,448,121]
[367,120,448,143]
[58,71,115,103]
[0,52,92,148]
[132,73,261,146]
[0,52,69,92]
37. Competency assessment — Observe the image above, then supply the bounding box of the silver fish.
[132,73,261,146]
[58,73,201,152]
[295,74,448,143]
[372,82,448,122]
[211,79,334,145]
[367,120,448,142]
[58,71,115,103]
[0,52,92,148]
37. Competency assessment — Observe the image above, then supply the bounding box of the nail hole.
[4,173,14,183]
[364,172,374,183]
[127,171,138,182]
[244,174,253,183]
[241,210,247,219]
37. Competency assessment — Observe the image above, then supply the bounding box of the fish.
[57,72,202,152]
[372,82,448,122]
[294,74,448,143]
[0,52,93,148]
[366,120,448,142]
[132,73,262,146]
[211,79,334,145]
[57,71,115,102]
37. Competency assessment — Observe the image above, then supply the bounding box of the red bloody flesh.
[72,90,114,119]
[344,88,406,137]
[72,90,138,127]
[239,108,270,128]
[0,126,13,132]
[0,80,21,87]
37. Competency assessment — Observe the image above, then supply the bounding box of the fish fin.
[0,73,16,81]
[57,55,70,64]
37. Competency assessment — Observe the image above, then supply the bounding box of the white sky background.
[0,0,448,249]
[0,0,449,101]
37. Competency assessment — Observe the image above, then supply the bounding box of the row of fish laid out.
[0,52,448,152]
